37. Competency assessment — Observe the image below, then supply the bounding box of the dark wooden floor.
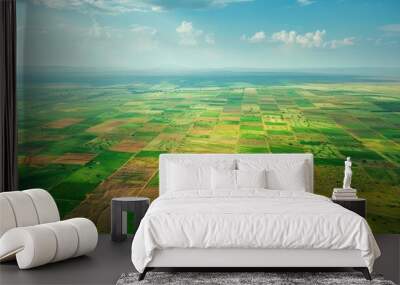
[0,234,399,285]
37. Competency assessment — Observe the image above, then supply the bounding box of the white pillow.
[167,158,236,170]
[236,169,267,189]
[166,159,236,192]
[267,165,306,191]
[211,168,236,190]
[238,159,307,191]
[167,163,211,191]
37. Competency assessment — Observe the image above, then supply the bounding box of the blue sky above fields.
[17,0,400,70]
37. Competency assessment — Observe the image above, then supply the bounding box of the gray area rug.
[117,272,395,285]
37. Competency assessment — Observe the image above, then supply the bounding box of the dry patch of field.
[46,118,82,129]
[127,117,149,123]
[110,139,147,153]
[23,134,66,142]
[60,107,88,112]
[110,157,158,189]
[213,125,240,137]
[137,123,166,133]
[241,104,260,113]
[138,186,159,201]
[209,135,238,146]
[157,133,185,141]
[144,133,185,151]
[190,128,212,136]
[53,153,96,165]
[20,155,58,166]
[87,119,144,133]
[244,87,257,95]
[220,115,241,121]
[87,120,126,133]
[314,103,338,108]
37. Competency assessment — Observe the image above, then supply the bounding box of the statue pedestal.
[332,188,357,199]
[334,188,357,192]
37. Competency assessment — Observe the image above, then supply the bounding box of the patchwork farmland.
[18,80,400,233]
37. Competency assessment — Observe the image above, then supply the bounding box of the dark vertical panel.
[0,0,17,192]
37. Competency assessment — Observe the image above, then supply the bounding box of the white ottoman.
[0,189,98,269]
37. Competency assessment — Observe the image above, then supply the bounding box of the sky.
[17,0,400,71]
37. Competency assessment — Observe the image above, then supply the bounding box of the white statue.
[343,157,352,189]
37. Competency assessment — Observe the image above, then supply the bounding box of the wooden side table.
[111,197,150,242]
[332,198,366,218]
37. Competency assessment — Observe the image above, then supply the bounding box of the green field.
[18,81,400,233]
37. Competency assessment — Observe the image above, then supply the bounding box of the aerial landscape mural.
[17,0,400,233]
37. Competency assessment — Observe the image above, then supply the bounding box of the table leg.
[111,202,125,242]
[128,202,149,236]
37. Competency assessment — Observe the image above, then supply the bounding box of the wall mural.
[17,0,400,233]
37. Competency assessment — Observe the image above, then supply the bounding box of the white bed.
[131,154,380,280]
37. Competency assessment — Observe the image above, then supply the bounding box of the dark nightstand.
[332,198,366,218]
[111,197,150,242]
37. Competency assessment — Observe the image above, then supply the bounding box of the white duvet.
[131,190,380,273]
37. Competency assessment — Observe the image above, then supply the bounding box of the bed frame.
[139,154,371,280]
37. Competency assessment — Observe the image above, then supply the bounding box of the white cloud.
[32,0,253,14]
[380,24,400,33]
[296,30,325,47]
[271,30,297,45]
[271,30,325,48]
[88,19,116,39]
[324,37,355,49]
[205,34,215,45]
[176,21,195,34]
[151,5,163,12]
[297,0,314,6]
[176,21,214,46]
[270,29,354,49]
[152,0,253,9]
[88,22,158,39]
[130,25,157,36]
[84,20,158,50]
[33,0,146,14]
[32,0,82,9]
[242,31,266,43]
[176,21,203,46]
[89,19,103,38]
